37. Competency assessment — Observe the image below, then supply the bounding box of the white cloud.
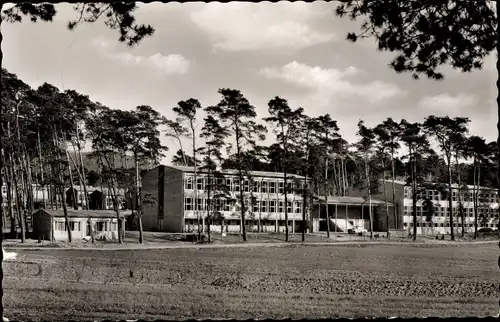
[418,93,478,111]
[90,36,191,75]
[258,61,406,105]
[190,3,335,52]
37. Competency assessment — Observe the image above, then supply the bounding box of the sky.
[2,2,497,164]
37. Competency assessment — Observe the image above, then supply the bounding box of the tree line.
[2,68,498,244]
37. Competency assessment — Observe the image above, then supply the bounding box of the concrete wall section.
[162,167,185,232]
[141,167,159,231]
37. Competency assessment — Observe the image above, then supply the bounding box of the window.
[261,181,268,193]
[204,178,211,190]
[196,178,204,190]
[253,201,260,213]
[253,181,260,193]
[287,201,292,213]
[196,198,204,211]
[55,221,65,231]
[295,202,302,214]
[224,200,231,212]
[185,197,193,211]
[185,177,193,190]
[278,201,284,213]
[261,201,267,213]
[215,199,223,212]
[287,182,293,193]
[269,181,275,193]
[452,191,457,201]
[96,222,104,231]
[234,180,240,192]
[69,221,81,231]
[269,201,276,213]
[226,179,233,191]
[243,180,250,192]
[278,182,284,194]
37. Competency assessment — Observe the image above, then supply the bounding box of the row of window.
[54,220,117,232]
[404,206,497,215]
[404,188,499,203]
[185,219,299,226]
[184,197,303,213]
[403,222,497,228]
[184,176,305,194]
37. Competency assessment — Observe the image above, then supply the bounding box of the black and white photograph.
[1,1,499,320]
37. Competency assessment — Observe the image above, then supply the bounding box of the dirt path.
[4,239,498,251]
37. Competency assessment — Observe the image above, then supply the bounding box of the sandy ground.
[2,242,499,320]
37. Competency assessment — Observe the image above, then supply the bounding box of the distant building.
[32,209,130,241]
[378,179,499,235]
[141,165,307,233]
[1,184,127,210]
[141,165,395,234]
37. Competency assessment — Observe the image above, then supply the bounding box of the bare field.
[3,244,499,320]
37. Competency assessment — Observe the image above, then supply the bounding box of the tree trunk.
[497,0,500,239]
[11,155,25,242]
[206,157,212,243]
[302,132,310,242]
[17,154,30,236]
[23,151,34,232]
[411,149,417,241]
[446,153,454,241]
[176,136,188,167]
[325,158,330,238]
[36,127,46,209]
[191,123,200,241]
[135,154,143,244]
[391,150,398,233]
[54,132,72,243]
[6,161,15,235]
[66,151,78,210]
[283,150,289,242]
[234,122,247,242]
[111,183,123,244]
[340,156,346,196]
[455,153,465,238]
[364,152,373,240]
[474,162,480,240]
[383,166,390,240]
[75,121,90,210]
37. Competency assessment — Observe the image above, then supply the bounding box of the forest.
[2,68,498,243]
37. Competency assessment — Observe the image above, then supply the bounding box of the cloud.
[417,93,478,111]
[258,61,406,105]
[90,36,191,75]
[190,3,335,52]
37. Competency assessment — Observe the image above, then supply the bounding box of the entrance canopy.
[317,196,394,207]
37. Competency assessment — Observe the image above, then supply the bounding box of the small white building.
[32,209,130,241]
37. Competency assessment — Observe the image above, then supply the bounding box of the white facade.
[52,217,120,241]
[182,172,306,233]
[402,184,499,235]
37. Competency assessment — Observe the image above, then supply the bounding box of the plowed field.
[3,243,498,320]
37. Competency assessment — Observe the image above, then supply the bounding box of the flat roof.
[35,209,132,219]
[317,196,394,206]
[162,165,306,180]
[383,179,496,191]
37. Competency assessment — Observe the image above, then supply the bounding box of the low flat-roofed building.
[32,209,131,241]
